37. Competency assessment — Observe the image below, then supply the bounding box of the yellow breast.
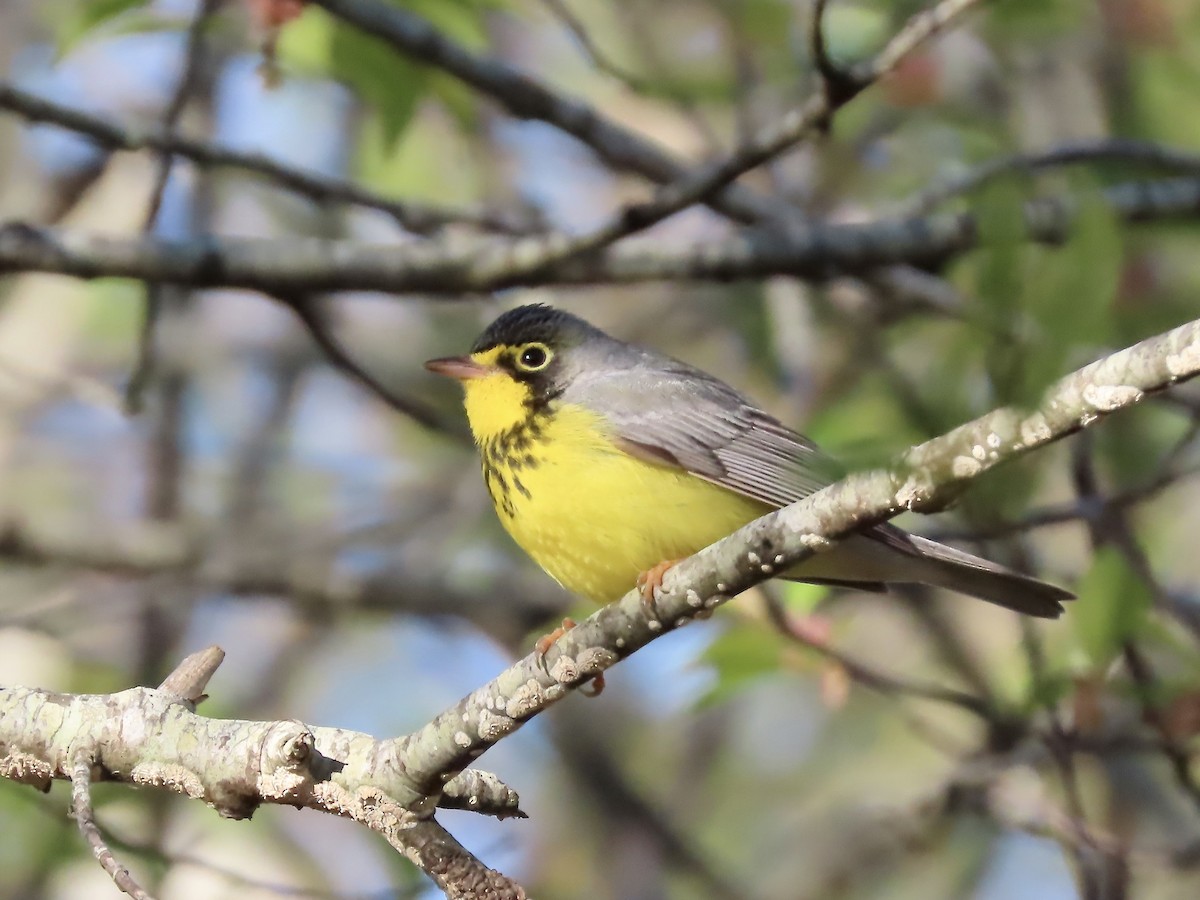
[475,400,767,603]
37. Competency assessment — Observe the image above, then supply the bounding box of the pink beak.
[424,356,495,380]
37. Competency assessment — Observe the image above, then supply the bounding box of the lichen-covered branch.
[388,316,1200,789]
[0,650,525,897]
[0,680,522,821]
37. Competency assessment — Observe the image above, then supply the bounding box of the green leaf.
[1072,547,1151,670]
[819,4,890,67]
[697,622,790,707]
[278,7,429,150]
[1015,176,1122,397]
[776,581,830,615]
[1094,401,1187,486]
[53,0,156,55]
[277,0,493,149]
[989,0,1086,38]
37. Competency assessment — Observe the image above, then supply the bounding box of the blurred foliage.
[49,0,158,55]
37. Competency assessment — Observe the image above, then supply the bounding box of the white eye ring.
[516,343,552,372]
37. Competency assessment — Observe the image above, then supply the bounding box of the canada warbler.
[426,304,1073,617]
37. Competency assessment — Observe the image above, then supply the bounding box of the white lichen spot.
[549,656,579,684]
[951,455,983,478]
[746,551,761,565]
[1020,417,1052,445]
[453,731,471,748]
[577,647,617,672]
[1079,411,1099,427]
[615,637,626,649]
[686,589,703,608]
[986,431,1002,449]
[716,582,728,593]
[971,444,987,461]
[462,712,470,722]
[896,475,933,510]
[774,554,785,565]
[1083,383,1143,411]
[505,681,544,718]
[799,533,833,552]
[131,763,205,800]
[476,710,510,742]
[647,619,663,632]
[760,563,774,574]
[1166,342,1200,378]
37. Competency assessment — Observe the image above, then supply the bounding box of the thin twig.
[126,0,221,413]
[70,756,157,900]
[930,463,1200,541]
[901,137,1200,216]
[460,0,988,285]
[308,0,790,225]
[1123,642,1200,813]
[284,294,469,438]
[537,0,647,90]
[0,82,537,235]
[761,590,994,716]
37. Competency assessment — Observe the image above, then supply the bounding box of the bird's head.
[425,304,608,443]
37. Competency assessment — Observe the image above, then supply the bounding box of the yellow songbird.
[426,304,1072,618]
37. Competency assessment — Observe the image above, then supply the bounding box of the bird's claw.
[636,558,680,621]
[533,617,605,697]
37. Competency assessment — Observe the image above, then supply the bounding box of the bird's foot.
[636,558,680,608]
[534,617,605,697]
[535,617,577,656]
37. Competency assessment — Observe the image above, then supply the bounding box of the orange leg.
[533,617,606,697]
[637,558,681,606]
[535,617,577,656]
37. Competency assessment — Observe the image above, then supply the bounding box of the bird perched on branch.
[426,304,1073,625]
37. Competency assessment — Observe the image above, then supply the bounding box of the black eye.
[516,343,551,372]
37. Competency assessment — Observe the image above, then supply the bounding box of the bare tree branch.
[0,82,535,236]
[457,0,988,284]
[125,0,222,414]
[2,177,1198,295]
[71,755,157,900]
[901,137,1200,215]
[307,0,791,225]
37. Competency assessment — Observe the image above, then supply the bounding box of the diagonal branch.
[900,137,1200,216]
[0,82,533,236]
[307,0,791,225]
[454,0,987,284]
[387,316,1200,793]
[71,755,157,900]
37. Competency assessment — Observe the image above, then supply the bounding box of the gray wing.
[565,357,842,508]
